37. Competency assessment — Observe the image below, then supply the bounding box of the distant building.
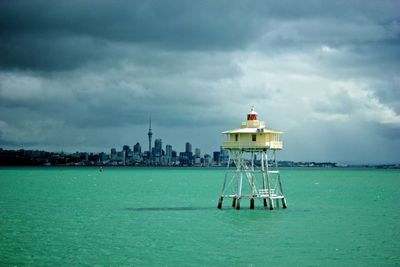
[178,142,193,166]
[194,148,201,165]
[133,142,141,155]
[80,152,89,162]
[166,145,172,164]
[179,152,190,166]
[132,142,142,163]
[220,147,229,165]
[99,152,108,163]
[171,150,177,164]
[213,151,220,165]
[154,139,162,156]
[123,145,131,165]
[142,151,150,161]
[110,148,117,161]
[166,145,172,158]
[186,142,192,153]
[204,154,212,166]
[116,151,126,165]
[123,145,131,154]
[154,139,162,164]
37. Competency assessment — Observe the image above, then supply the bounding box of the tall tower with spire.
[148,117,153,161]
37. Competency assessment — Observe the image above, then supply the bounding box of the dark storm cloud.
[0,0,260,71]
[0,34,108,71]
[2,0,399,71]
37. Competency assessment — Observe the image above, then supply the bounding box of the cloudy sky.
[0,0,399,164]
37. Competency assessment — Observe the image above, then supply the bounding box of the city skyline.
[0,1,399,164]
[104,119,228,166]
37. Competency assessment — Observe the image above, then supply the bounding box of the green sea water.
[0,167,399,266]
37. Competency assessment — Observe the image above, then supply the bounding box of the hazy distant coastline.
[1,148,398,169]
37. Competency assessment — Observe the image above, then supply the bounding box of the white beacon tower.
[217,106,288,210]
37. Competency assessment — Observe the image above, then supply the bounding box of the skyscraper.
[133,142,141,155]
[122,145,131,155]
[194,148,201,165]
[133,142,142,163]
[183,142,193,165]
[110,148,117,161]
[148,118,152,160]
[122,145,131,165]
[220,146,229,165]
[185,142,192,153]
[166,144,172,164]
[171,150,177,163]
[213,151,220,165]
[166,145,172,158]
[154,139,162,163]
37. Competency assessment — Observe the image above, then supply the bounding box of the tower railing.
[222,141,283,149]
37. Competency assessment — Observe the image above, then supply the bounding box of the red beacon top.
[247,106,258,121]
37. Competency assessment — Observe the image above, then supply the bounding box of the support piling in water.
[282,198,288,209]
[217,197,223,209]
[250,198,255,209]
[269,199,274,210]
[236,198,241,210]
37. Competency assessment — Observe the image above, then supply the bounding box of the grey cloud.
[0,1,259,71]
[0,34,108,71]
[0,54,240,130]
[312,90,354,115]
[1,1,400,163]
[2,0,399,71]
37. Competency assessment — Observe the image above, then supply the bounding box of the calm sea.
[0,167,399,266]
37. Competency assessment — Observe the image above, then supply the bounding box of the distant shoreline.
[0,165,399,169]
[1,148,399,169]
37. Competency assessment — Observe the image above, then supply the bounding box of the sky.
[0,0,399,164]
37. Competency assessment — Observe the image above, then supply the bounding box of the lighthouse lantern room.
[217,106,287,210]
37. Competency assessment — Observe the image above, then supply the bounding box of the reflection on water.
[126,206,214,211]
